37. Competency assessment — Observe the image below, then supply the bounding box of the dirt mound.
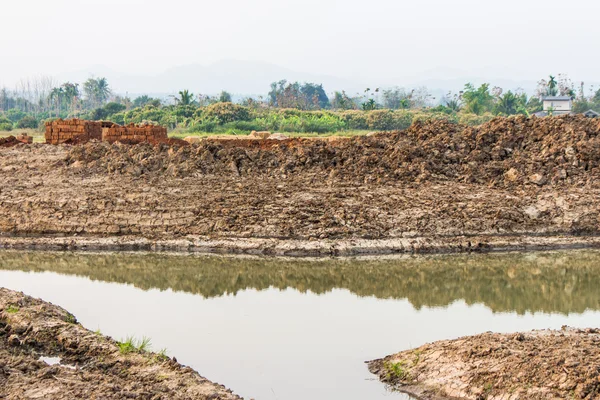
[0,136,20,148]
[65,115,600,187]
[0,288,242,399]
[368,327,600,400]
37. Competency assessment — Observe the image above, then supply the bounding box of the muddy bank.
[2,233,600,256]
[368,327,600,400]
[0,288,242,399]
[2,115,600,255]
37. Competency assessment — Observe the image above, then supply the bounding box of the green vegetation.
[1,73,599,136]
[117,336,152,354]
[64,312,77,324]
[157,348,169,360]
[385,360,411,381]
[6,305,19,314]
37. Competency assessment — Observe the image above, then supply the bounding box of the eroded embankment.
[0,288,242,399]
[368,327,600,400]
[1,115,600,255]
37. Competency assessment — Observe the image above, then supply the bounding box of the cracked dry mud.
[1,115,600,255]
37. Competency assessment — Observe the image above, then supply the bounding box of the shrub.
[365,110,413,131]
[189,120,218,133]
[340,110,369,129]
[5,109,26,123]
[203,102,250,124]
[16,116,38,129]
[222,120,266,132]
[458,112,495,126]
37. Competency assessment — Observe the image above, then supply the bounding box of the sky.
[2,0,600,91]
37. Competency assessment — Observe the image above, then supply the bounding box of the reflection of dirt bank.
[2,115,600,255]
[0,288,242,400]
[2,250,600,315]
[369,327,600,400]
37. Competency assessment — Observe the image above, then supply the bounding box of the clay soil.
[368,327,600,400]
[2,115,600,255]
[0,288,242,400]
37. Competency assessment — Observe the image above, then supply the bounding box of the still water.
[1,250,599,400]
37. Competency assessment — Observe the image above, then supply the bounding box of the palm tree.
[49,87,64,117]
[61,82,79,116]
[95,78,111,104]
[83,78,111,108]
[177,90,194,106]
[547,76,558,96]
[495,91,518,115]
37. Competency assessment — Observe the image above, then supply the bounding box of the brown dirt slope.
[1,115,600,255]
[66,114,600,187]
[0,288,242,400]
[368,327,600,400]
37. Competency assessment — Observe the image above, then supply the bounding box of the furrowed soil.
[368,327,600,400]
[0,288,242,400]
[2,115,600,255]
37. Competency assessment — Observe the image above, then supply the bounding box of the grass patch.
[64,312,77,324]
[6,305,19,314]
[385,360,412,382]
[158,348,168,358]
[117,336,153,354]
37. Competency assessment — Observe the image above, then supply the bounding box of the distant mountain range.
[55,60,596,102]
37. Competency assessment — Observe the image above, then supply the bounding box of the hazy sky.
[2,0,600,87]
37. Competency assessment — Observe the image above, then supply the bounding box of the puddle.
[38,356,76,369]
[4,250,600,400]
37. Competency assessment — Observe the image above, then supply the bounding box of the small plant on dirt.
[412,350,422,366]
[137,336,152,352]
[94,328,102,336]
[117,336,153,354]
[6,305,19,314]
[64,312,77,324]
[385,360,411,382]
[158,348,169,359]
[118,336,138,354]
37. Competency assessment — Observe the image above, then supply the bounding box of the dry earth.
[1,115,600,255]
[0,288,242,400]
[368,327,600,400]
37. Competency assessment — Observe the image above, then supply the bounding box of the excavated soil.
[368,327,600,400]
[0,288,242,399]
[1,115,600,255]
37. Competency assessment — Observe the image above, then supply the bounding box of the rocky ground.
[1,115,600,255]
[0,288,242,400]
[368,327,600,400]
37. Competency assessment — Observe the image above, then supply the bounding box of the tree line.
[1,73,599,132]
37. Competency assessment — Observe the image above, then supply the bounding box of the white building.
[533,96,574,117]
[542,96,573,114]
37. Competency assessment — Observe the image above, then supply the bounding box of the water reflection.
[1,250,600,315]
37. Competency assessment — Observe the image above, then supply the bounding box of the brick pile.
[15,133,33,144]
[102,123,168,144]
[45,119,102,145]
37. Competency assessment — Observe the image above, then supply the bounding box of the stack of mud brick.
[45,119,102,145]
[15,133,33,144]
[102,123,168,144]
